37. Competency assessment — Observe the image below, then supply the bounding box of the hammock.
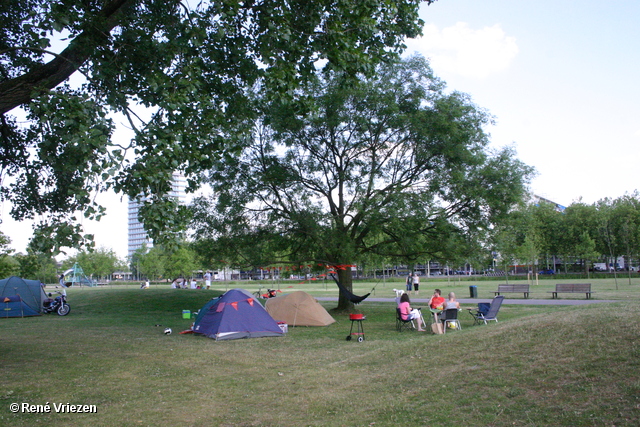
[329,274,371,304]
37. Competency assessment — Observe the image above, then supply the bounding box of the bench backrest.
[498,284,529,292]
[555,283,591,292]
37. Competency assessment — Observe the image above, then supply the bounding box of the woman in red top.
[428,289,445,309]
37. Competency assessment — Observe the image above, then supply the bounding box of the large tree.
[137,245,166,281]
[0,0,430,254]
[597,195,640,284]
[191,56,534,310]
[562,202,601,274]
[14,251,59,283]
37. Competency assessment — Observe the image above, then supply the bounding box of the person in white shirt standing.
[204,271,212,289]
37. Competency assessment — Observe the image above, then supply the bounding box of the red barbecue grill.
[346,313,366,342]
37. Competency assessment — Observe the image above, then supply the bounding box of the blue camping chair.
[467,296,504,325]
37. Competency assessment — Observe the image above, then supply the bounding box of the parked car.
[539,269,555,275]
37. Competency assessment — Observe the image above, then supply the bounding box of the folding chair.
[467,296,504,325]
[396,308,415,332]
[441,309,461,333]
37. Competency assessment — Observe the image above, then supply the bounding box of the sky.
[405,0,640,207]
[2,0,639,260]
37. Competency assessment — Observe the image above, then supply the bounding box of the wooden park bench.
[549,283,593,299]
[492,284,530,298]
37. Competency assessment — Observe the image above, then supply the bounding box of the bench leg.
[552,292,557,299]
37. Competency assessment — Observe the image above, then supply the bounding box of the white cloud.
[405,22,518,79]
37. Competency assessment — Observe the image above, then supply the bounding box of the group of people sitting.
[171,278,199,289]
[171,274,213,289]
[397,288,460,331]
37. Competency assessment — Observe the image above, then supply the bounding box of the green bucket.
[182,310,190,319]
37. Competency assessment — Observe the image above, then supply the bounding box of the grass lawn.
[210,274,640,301]
[2,279,640,426]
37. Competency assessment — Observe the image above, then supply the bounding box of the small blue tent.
[0,276,46,318]
[193,289,283,341]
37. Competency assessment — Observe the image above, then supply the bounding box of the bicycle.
[253,285,278,299]
[252,286,264,299]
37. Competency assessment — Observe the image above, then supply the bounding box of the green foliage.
[0,253,20,277]
[62,246,122,280]
[192,56,533,308]
[14,251,58,282]
[163,245,197,279]
[598,195,640,261]
[135,243,198,280]
[493,193,640,275]
[0,229,13,255]
[0,230,59,280]
[0,231,19,277]
[0,0,430,255]
[137,245,166,280]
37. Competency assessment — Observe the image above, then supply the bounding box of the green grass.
[2,282,640,426]
[198,275,640,300]
[100,274,640,300]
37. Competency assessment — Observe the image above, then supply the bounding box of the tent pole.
[15,288,24,318]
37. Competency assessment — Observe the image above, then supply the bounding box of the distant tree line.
[2,192,639,286]
[492,194,640,279]
[0,243,126,284]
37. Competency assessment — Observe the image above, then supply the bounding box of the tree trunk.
[336,267,355,312]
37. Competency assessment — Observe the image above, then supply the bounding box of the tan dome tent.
[265,291,336,327]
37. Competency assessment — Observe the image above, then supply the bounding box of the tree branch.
[0,0,138,114]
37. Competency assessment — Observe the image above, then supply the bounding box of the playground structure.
[62,263,97,287]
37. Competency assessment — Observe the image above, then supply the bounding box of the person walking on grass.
[412,272,420,296]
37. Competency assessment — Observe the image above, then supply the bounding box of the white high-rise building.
[128,172,187,257]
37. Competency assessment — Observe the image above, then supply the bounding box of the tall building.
[127,172,187,257]
[532,194,566,213]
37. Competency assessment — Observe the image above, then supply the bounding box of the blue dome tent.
[193,289,283,341]
[0,276,47,318]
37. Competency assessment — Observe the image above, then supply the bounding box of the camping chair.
[396,308,415,332]
[467,296,504,325]
[441,309,461,333]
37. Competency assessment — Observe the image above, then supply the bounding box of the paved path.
[316,297,616,306]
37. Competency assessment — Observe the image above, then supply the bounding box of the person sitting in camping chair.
[428,288,445,310]
[398,293,426,331]
[438,292,461,320]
